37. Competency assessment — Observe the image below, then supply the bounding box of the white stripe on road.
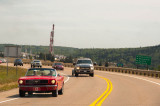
[0,98,19,104]
[99,71,160,86]
[0,73,70,104]
[59,72,70,83]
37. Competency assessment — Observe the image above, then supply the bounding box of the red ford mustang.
[18,68,64,97]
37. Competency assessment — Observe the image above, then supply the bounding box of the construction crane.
[49,24,54,56]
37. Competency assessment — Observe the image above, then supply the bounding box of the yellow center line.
[89,75,113,106]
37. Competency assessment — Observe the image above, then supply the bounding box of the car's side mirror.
[73,62,76,65]
[93,62,97,66]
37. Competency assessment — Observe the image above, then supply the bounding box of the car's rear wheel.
[19,90,25,97]
[58,84,64,95]
[72,71,74,76]
[75,73,78,77]
[52,87,58,97]
[28,91,33,95]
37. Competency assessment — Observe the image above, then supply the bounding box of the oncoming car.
[31,60,42,68]
[72,58,95,77]
[18,68,64,97]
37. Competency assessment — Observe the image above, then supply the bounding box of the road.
[0,64,160,106]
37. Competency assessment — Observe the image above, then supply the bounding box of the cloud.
[0,0,160,48]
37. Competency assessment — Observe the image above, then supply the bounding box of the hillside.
[0,44,160,70]
[73,45,160,70]
[0,44,78,56]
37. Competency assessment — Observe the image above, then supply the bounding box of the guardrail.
[63,63,160,79]
[22,62,160,79]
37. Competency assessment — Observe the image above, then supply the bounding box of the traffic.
[0,58,160,106]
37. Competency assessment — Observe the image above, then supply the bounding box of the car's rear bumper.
[55,67,64,70]
[19,85,57,91]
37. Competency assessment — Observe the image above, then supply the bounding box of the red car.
[52,63,64,70]
[18,68,64,97]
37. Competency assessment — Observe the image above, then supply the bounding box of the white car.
[0,58,7,63]
[31,60,42,68]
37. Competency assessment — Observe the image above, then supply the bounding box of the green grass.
[0,65,27,92]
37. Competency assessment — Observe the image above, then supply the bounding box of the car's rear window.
[34,61,40,62]
[15,59,22,62]
[55,63,62,65]
[26,69,56,76]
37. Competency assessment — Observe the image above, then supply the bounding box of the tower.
[50,24,54,56]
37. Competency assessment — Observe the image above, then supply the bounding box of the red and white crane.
[50,24,54,56]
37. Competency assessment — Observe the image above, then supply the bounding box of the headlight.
[19,80,23,84]
[91,67,94,70]
[76,67,80,70]
[51,80,56,84]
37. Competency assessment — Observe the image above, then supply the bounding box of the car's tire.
[19,90,25,97]
[52,87,58,97]
[28,91,33,95]
[40,66,42,68]
[90,73,94,77]
[72,70,75,76]
[75,73,78,77]
[58,84,64,95]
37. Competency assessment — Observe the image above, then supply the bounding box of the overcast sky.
[0,0,160,48]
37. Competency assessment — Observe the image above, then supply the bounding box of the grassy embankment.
[0,65,27,92]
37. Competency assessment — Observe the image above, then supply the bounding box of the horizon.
[0,43,159,49]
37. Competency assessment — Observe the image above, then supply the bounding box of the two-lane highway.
[0,64,160,106]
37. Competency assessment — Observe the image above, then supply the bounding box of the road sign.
[136,55,151,65]
[117,63,123,67]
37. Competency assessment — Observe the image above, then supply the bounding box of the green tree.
[158,65,160,71]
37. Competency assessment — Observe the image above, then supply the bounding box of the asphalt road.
[0,63,160,106]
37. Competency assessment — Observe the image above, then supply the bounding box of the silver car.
[31,60,42,68]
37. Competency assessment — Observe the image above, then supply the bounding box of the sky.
[0,0,160,48]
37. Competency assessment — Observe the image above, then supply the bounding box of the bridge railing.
[63,63,160,79]
[22,62,160,79]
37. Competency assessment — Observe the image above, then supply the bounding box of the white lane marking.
[0,98,19,104]
[59,72,70,83]
[99,71,160,86]
[0,73,70,104]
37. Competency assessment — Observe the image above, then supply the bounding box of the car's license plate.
[33,87,40,91]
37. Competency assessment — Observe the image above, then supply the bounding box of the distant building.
[54,55,66,61]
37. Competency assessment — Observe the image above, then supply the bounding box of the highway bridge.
[0,63,160,106]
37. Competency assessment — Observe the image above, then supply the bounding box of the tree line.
[0,44,160,70]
